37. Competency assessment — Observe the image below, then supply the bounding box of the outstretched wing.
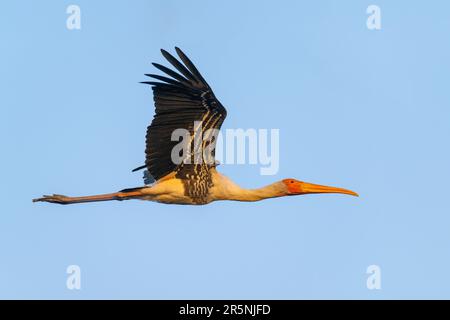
[137,47,227,191]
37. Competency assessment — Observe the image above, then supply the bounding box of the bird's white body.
[139,170,287,205]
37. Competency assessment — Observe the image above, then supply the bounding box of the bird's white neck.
[229,184,286,202]
[213,174,286,202]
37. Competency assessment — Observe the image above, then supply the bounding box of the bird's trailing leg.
[32,189,146,205]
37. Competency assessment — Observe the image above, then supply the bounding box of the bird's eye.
[290,180,294,184]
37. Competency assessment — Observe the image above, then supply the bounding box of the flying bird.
[33,47,358,205]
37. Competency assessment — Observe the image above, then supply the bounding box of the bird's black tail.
[132,165,146,172]
[119,186,147,193]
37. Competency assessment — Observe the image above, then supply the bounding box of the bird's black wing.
[136,47,227,192]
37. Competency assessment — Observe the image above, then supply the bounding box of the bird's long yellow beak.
[299,181,359,197]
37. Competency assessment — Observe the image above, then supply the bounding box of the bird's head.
[281,179,358,197]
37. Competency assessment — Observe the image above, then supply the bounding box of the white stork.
[33,47,358,205]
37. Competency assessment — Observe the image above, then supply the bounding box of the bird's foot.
[32,194,71,205]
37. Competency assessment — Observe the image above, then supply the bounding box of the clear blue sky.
[1,0,450,299]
